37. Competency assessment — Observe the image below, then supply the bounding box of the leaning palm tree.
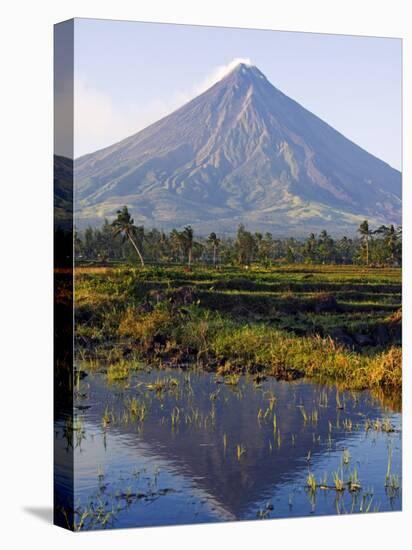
[207,232,221,267]
[111,206,145,266]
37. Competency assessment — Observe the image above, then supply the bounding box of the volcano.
[74,63,401,235]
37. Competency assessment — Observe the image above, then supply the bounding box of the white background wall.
[0,1,410,548]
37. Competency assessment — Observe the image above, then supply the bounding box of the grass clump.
[368,347,402,390]
[306,472,317,492]
[333,469,345,492]
[106,362,129,382]
[118,306,174,348]
[124,397,147,422]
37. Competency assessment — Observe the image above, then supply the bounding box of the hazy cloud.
[74,58,251,158]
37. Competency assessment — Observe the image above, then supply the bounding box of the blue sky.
[73,18,401,170]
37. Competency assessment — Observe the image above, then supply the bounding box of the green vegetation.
[76,211,402,268]
[74,207,401,395]
[75,262,401,392]
[306,472,317,492]
[64,195,403,529]
[73,210,401,395]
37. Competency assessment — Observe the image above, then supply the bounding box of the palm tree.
[181,226,194,268]
[169,229,182,262]
[111,206,145,266]
[358,220,371,266]
[374,224,398,265]
[236,224,256,265]
[318,229,335,263]
[336,236,352,264]
[207,232,221,267]
[304,232,317,263]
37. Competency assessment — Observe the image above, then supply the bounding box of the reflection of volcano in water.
[75,370,388,519]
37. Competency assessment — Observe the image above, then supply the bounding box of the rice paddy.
[54,263,401,529]
[74,264,401,392]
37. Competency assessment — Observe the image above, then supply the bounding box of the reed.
[333,468,345,491]
[306,472,317,492]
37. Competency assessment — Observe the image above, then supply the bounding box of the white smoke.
[194,57,253,95]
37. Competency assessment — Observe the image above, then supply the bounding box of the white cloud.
[73,58,252,158]
[192,57,253,95]
[74,79,169,157]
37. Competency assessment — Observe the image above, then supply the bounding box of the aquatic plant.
[209,389,220,401]
[268,394,277,410]
[299,406,308,424]
[311,409,319,424]
[171,406,181,427]
[124,397,147,422]
[382,417,396,432]
[106,362,130,382]
[385,474,400,498]
[256,502,273,519]
[306,472,317,492]
[63,416,85,448]
[333,468,345,491]
[365,417,396,432]
[225,373,241,386]
[236,444,246,460]
[359,495,375,513]
[319,472,328,489]
[343,418,353,431]
[102,406,112,428]
[347,467,361,492]
[384,445,399,492]
[73,509,89,531]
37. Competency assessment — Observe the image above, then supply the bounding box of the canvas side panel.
[53,19,74,531]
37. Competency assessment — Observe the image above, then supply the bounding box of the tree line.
[75,206,402,267]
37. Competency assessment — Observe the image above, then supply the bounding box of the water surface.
[55,366,401,529]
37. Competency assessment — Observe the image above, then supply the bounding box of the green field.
[74,264,401,393]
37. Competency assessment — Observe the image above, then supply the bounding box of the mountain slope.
[74,63,401,235]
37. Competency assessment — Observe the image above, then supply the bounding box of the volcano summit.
[74,63,401,235]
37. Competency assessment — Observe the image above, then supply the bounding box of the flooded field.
[55,366,401,530]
